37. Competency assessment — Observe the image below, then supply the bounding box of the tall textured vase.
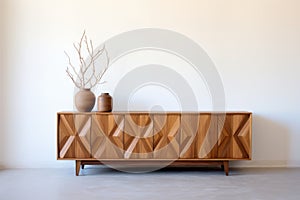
[74,88,95,112]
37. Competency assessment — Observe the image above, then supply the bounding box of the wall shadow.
[234,114,290,167]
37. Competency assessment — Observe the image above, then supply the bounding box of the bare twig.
[66,68,81,88]
[65,31,109,89]
[89,48,110,88]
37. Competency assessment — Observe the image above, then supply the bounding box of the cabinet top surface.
[57,111,252,115]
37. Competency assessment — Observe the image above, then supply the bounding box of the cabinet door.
[58,114,91,159]
[91,114,124,159]
[153,114,180,159]
[180,114,218,159]
[124,114,153,159]
[217,114,252,159]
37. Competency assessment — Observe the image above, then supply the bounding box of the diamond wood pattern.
[57,112,252,176]
[153,114,180,159]
[180,114,218,158]
[91,114,124,159]
[58,114,91,159]
[217,114,252,159]
[124,114,153,159]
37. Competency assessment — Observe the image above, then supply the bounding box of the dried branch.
[89,47,110,88]
[65,30,109,89]
[66,68,81,88]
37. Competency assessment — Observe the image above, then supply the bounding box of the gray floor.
[0,167,299,200]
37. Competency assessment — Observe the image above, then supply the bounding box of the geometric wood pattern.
[180,114,218,158]
[58,114,91,159]
[57,112,252,160]
[57,112,252,175]
[180,114,198,158]
[91,114,124,159]
[153,114,180,159]
[123,114,153,159]
[217,114,252,159]
[196,114,218,158]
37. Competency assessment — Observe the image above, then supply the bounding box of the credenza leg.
[76,160,81,176]
[81,164,85,169]
[223,161,229,176]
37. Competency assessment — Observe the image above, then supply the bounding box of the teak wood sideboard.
[57,112,252,176]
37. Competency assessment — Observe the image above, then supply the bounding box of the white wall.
[1,0,300,168]
[0,0,6,169]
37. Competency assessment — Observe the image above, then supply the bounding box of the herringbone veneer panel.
[153,114,180,159]
[58,114,91,159]
[124,114,153,159]
[91,114,124,159]
[217,114,251,158]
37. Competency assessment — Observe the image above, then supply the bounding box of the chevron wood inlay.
[91,114,124,159]
[180,114,218,159]
[124,114,153,159]
[217,114,252,159]
[197,114,218,158]
[57,112,252,176]
[58,114,91,159]
[153,114,180,159]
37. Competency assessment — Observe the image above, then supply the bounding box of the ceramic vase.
[74,88,95,112]
[97,93,113,112]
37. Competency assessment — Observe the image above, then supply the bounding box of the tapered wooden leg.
[223,161,229,176]
[76,160,81,176]
[81,164,85,169]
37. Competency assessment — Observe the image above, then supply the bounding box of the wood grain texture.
[217,114,252,159]
[57,112,252,176]
[76,160,81,176]
[91,114,124,159]
[153,114,180,159]
[180,114,218,159]
[58,114,91,159]
[196,114,218,158]
[180,114,198,158]
[124,114,153,159]
[57,112,252,162]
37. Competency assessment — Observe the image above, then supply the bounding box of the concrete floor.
[0,167,299,200]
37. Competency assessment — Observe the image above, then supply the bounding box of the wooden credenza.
[57,112,252,176]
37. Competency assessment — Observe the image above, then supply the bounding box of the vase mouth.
[102,92,109,95]
[80,88,91,91]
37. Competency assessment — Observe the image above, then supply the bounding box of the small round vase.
[97,93,113,112]
[74,88,96,112]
